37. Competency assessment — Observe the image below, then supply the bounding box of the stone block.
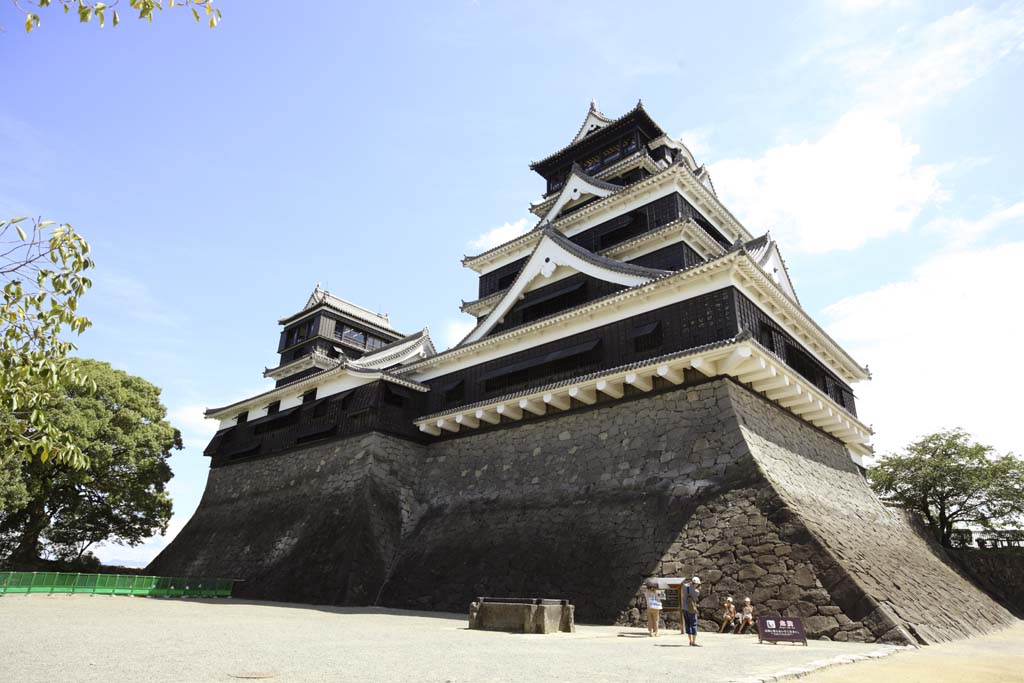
[802,615,840,638]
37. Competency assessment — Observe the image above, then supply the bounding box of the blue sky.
[2,0,1022,565]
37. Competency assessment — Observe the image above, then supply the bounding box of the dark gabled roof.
[279,287,402,337]
[541,225,670,279]
[530,100,665,173]
[415,333,751,422]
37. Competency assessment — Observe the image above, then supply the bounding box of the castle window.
[235,411,248,424]
[631,321,663,354]
[338,325,367,348]
[441,379,464,405]
[518,279,586,324]
[482,338,601,395]
[286,320,314,347]
[758,322,777,354]
[383,384,406,407]
[301,389,317,404]
[266,400,280,415]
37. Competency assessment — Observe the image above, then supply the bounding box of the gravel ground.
[798,620,1024,683]
[0,595,900,683]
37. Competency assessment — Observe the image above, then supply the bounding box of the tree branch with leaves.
[1,217,94,468]
[869,429,1024,547]
[15,0,221,32]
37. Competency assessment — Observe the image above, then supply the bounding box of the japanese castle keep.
[151,101,1014,644]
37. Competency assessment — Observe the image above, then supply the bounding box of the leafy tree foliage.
[1,218,94,468]
[15,0,221,31]
[0,359,181,566]
[869,429,1024,547]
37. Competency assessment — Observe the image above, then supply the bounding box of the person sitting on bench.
[736,597,756,634]
[720,596,737,633]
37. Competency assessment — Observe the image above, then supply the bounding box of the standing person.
[737,597,756,634]
[720,596,737,633]
[642,580,663,637]
[683,576,701,646]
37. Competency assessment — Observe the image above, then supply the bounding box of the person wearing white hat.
[642,579,664,637]
[737,596,756,634]
[683,576,702,646]
[720,596,737,633]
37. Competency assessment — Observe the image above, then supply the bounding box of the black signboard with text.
[757,616,808,645]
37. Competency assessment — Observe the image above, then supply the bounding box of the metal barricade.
[0,572,238,598]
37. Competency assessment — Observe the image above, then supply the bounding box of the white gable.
[756,241,799,303]
[541,170,620,223]
[572,104,613,144]
[462,232,660,344]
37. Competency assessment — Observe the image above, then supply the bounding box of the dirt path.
[798,621,1024,683]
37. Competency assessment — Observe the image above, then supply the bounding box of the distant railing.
[977,530,1024,549]
[0,572,238,597]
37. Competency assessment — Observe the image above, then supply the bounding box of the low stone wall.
[468,600,575,634]
[150,379,1014,645]
[948,548,1024,618]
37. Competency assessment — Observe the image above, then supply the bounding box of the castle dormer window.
[266,400,280,415]
[631,321,662,353]
[286,319,314,347]
[235,411,248,424]
[301,389,317,404]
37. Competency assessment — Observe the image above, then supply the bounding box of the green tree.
[2,218,94,469]
[15,0,222,32]
[869,429,1024,547]
[0,359,181,566]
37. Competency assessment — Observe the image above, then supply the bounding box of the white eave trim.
[413,339,872,463]
[263,352,339,380]
[403,251,868,384]
[464,163,752,273]
[206,364,428,421]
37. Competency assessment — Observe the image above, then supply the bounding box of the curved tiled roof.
[280,285,401,335]
[529,100,664,171]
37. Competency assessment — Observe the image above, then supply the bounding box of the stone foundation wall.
[151,379,1014,644]
[948,548,1024,619]
[148,433,423,604]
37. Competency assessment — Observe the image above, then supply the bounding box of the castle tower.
[152,102,1012,645]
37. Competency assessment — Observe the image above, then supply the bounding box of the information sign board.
[757,616,808,645]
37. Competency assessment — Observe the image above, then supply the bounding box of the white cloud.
[834,0,903,12]
[168,403,219,451]
[925,200,1024,250]
[823,237,1024,457]
[711,111,941,252]
[829,4,1024,115]
[87,271,181,327]
[678,127,713,160]
[441,318,476,349]
[468,218,531,252]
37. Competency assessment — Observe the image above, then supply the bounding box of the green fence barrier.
[0,572,238,597]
